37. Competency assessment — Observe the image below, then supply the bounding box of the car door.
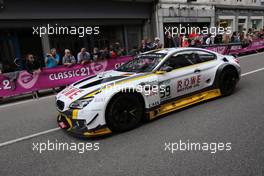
[189,50,219,90]
[157,50,218,103]
[157,50,198,103]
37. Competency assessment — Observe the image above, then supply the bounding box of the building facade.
[154,0,216,44]
[155,0,264,43]
[0,0,263,69]
[0,0,156,67]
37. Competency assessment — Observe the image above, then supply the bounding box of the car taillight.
[234,58,239,64]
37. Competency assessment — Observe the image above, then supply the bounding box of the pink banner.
[0,56,132,98]
[250,39,264,47]
[229,39,264,55]
[206,46,229,55]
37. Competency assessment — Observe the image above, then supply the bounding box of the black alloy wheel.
[219,68,238,96]
[106,94,144,132]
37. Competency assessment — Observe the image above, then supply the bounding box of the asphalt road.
[1,53,264,176]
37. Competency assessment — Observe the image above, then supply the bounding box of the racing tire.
[219,68,238,96]
[106,94,144,133]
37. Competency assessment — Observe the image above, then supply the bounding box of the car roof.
[142,47,219,56]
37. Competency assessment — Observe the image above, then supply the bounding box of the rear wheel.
[106,94,144,132]
[219,68,238,96]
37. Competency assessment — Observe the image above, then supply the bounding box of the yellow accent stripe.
[149,89,221,120]
[84,90,101,98]
[72,109,79,119]
[65,116,73,129]
[83,128,112,137]
[84,73,154,98]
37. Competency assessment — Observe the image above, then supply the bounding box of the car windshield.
[116,54,165,73]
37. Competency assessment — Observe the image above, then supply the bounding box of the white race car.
[56,48,241,137]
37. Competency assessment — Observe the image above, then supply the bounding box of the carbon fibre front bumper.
[57,113,111,137]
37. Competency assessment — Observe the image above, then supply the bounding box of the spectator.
[14,57,25,71]
[24,54,42,97]
[182,34,189,47]
[45,48,60,68]
[164,34,175,48]
[247,28,253,36]
[153,37,163,49]
[109,47,117,59]
[92,47,100,61]
[140,37,152,52]
[100,47,110,59]
[239,32,244,42]
[189,28,199,40]
[231,32,240,43]
[241,33,250,48]
[222,30,231,44]
[140,39,147,52]
[62,49,76,66]
[25,54,41,74]
[205,34,212,45]
[214,34,223,44]
[247,33,253,43]
[77,48,91,64]
[113,42,123,56]
[173,34,181,47]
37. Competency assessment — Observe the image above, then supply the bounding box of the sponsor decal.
[149,101,159,108]
[49,67,90,81]
[18,71,39,89]
[62,86,83,100]
[159,80,171,101]
[90,60,108,74]
[177,75,201,92]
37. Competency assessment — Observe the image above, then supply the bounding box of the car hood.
[56,70,145,110]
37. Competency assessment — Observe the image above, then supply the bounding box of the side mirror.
[161,66,173,72]
[155,66,173,74]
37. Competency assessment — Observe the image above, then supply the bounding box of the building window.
[251,19,262,30]
[238,19,246,23]
[219,19,233,29]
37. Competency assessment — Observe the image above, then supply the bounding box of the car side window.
[194,51,216,63]
[160,52,194,70]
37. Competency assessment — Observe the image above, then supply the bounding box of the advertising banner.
[0,56,132,98]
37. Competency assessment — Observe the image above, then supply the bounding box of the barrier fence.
[0,39,263,99]
[204,39,264,55]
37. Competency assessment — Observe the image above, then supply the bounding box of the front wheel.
[219,68,238,96]
[106,94,144,132]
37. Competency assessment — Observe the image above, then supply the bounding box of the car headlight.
[69,97,93,109]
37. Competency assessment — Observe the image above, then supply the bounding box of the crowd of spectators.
[139,37,163,53]
[164,27,264,48]
[0,27,263,75]
[0,42,127,74]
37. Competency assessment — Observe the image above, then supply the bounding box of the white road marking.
[0,95,55,109]
[238,52,264,60]
[0,66,264,148]
[0,127,60,148]
[241,67,264,77]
